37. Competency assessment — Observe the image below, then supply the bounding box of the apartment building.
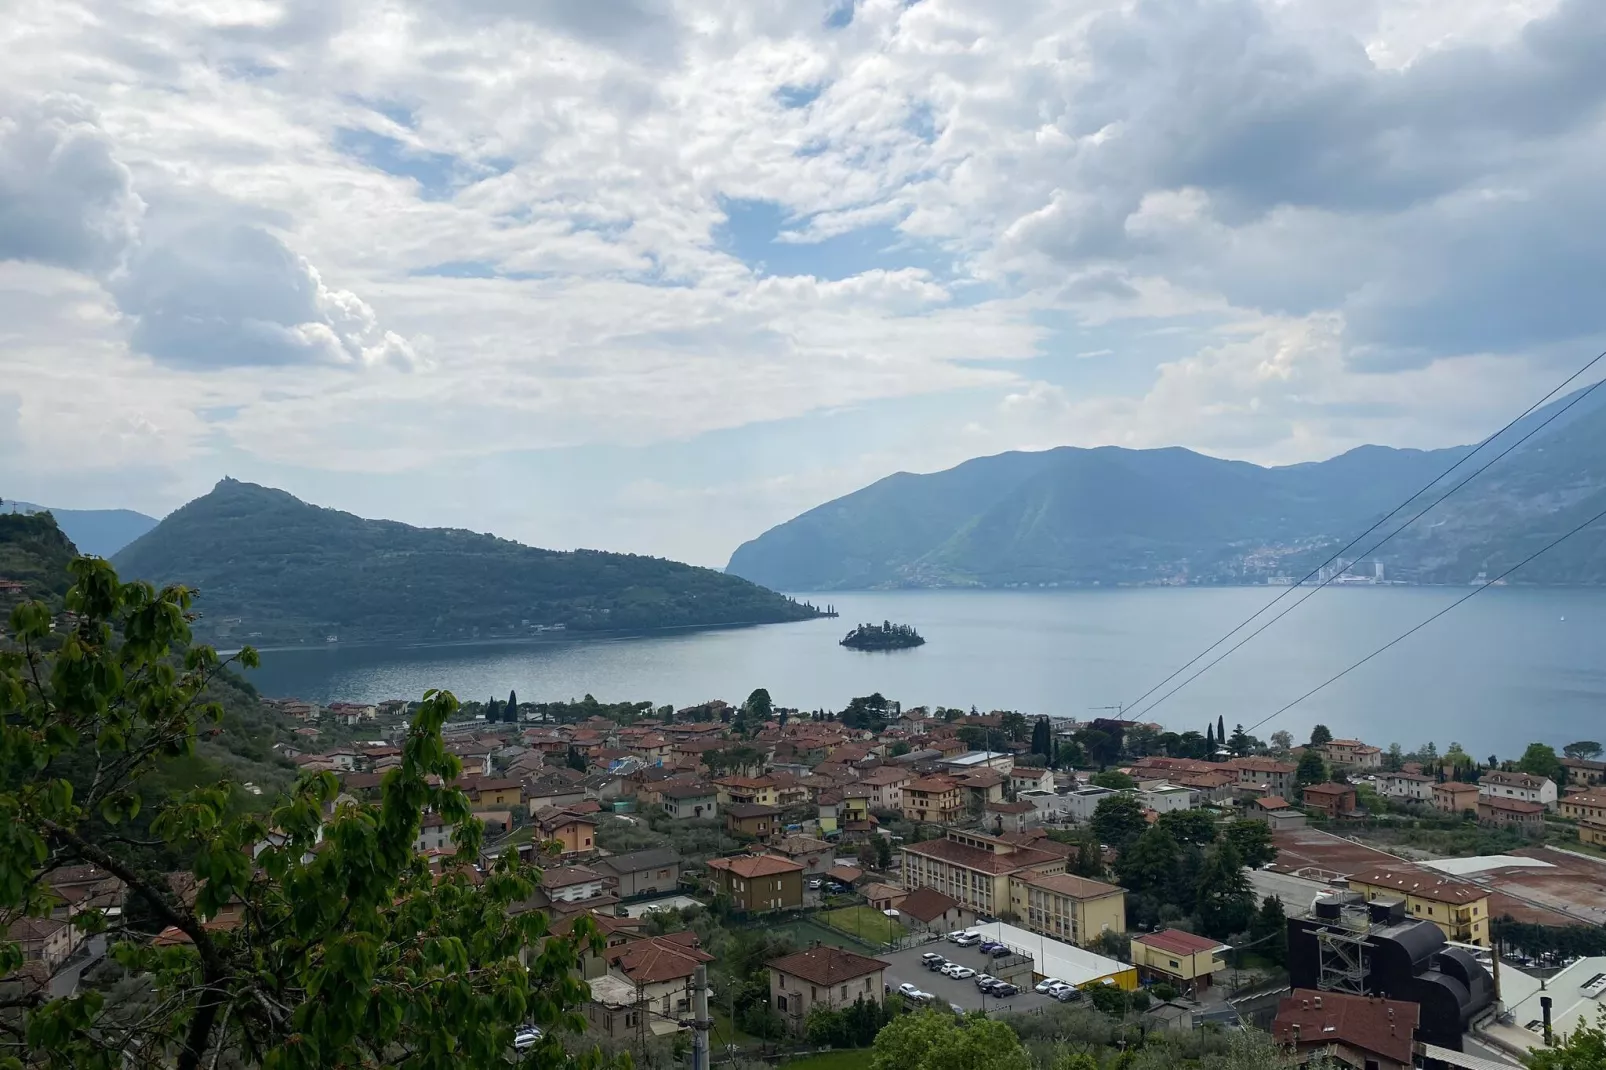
[1347,866,1489,946]
[1559,789,1606,822]
[1432,782,1479,815]
[1479,771,1558,810]
[857,766,913,811]
[706,854,804,913]
[1316,739,1383,770]
[1479,796,1545,833]
[900,829,1065,917]
[769,947,888,1035]
[901,774,967,824]
[1226,756,1297,799]
[1379,771,1435,804]
[1007,872,1126,947]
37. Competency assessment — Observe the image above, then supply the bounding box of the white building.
[1062,787,1119,823]
[1379,771,1435,804]
[1010,767,1056,795]
[1136,785,1195,813]
[943,751,1016,776]
[1479,771,1558,810]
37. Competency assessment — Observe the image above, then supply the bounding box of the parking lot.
[879,943,1068,1016]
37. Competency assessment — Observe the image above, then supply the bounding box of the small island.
[840,620,926,651]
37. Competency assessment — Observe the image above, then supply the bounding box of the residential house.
[1346,865,1489,946]
[525,776,588,816]
[985,800,1037,835]
[447,740,496,776]
[607,932,715,1023]
[533,807,598,857]
[1172,769,1238,805]
[724,803,780,839]
[769,946,889,1034]
[1272,990,1419,1070]
[955,769,1009,810]
[817,790,870,835]
[1300,782,1358,818]
[861,882,906,912]
[1559,789,1606,822]
[897,887,975,934]
[901,775,966,824]
[715,776,779,807]
[1479,796,1545,832]
[1129,929,1229,994]
[1479,770,1558,810]
[943,751,1016,776]
[1009,767,1056,795]
[900,828,1066,917]
[1061,786,1119,823]
[1432,782,1480,816]
[706,854,804,913]
[1580,818,1606,849]
[415,814,455,853]
[9,917,73,972]
[1378,771,1435,804]
[657,781,719,820]
[858,766,912,811]
[1561,757,1606,788]
[462,777,523,811]
[1007,873,1126,947]
[1317,739,1384,771]
[542,865,609,904]
[593,848,682,899]
[1136,784,1194,813]
[1250,796,1307,830]
[1226,756,1296,799]
[766,835,835,877]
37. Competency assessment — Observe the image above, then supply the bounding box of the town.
[82,689,1591,1069]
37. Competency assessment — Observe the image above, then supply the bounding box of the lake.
[243,586,1606,757]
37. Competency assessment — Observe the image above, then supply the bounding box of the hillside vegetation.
[113,478,825,646]
[728,385,1606,589]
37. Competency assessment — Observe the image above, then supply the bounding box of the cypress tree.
[507,689,518,723]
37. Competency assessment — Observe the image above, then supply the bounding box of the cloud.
[0,95,143,273]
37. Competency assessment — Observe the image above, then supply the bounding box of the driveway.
[879,944,1064,1016]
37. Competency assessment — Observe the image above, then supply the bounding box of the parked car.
[807,878,822,890]
[1053,987,1083,1003]
[987,944,1013,958]
[925,957,949,972]
[948,966,975,979]
[953,932,982,946]
[990,983,1018,998]
[513,1028,543,1051]
[898,983,924,999]
[978,940,1002,953]
[940,963,965,978]
[921,952,946,965]
[973,974,996,990]
[946,930,967,943]
[1035,978,1067,994]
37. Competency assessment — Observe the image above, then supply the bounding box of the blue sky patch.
[333,127,459,201]
[716,197,937,281]
[825,1,855,29]
[776,84,824,110]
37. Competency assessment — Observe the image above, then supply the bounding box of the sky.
[2,0,1604,567]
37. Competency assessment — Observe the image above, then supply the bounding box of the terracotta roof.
[861,882,905,903]
[612,934,713,983]
[1021,873,1124,900]
[768,946,888,986]
[1273,989,1418,1066]
[1301,782,1355,797]
[902,835,1060,875]
[707,854,803,879]
[825,865,863,885]
[859,767,912,786]
[1347,866,1486,905]
[1480,796,1544,813]
[905,775,961,793]
[1133,928,1225,956]
[1482,770,1553,789]
[541,865,603,889]
[1229,757,1297,774]
[659,782,717,799]
[770,835,832,857]
[898,886,961,922]
[594,848,680,875]
[1255,796,1291,810]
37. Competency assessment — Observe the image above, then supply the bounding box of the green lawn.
[821,906,903,945]
[709,1006,763,1049]
[780,1050,874,1070]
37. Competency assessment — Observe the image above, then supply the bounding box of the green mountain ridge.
[2,500,159,558]
[112,478,824,646]
[727,387,1606,589]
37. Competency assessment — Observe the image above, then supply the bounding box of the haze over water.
[245,587,1606,757]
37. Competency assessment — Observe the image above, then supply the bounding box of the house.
[897,887,975,934]
[1478,770,1558,810]
[463,777,523,810]
[861,882,906,912]
[1009,767,1056,795]
[607,932,714,1022]
[1557,789,1606,822]
[768,946,889,1034]
[658,782,719,820]
[593,848,682,900]
[1300,782,1358,818]
[9,916,73,972]
[724,803,781,839]
[1129,929,1229,994]
[415,814,455,853]
[1432,781,1479,815]
[1346,865,1489,946]
[714,776,780,807]
[541,865,608,904]
[1378,771,1435,804]
[1250,796,1307,831]
[1136,784,1194,813]
[525,778,588,816]
[1561,757,1606,787]
[767,835,835,877]
[1479,796,1545,832]
[706,854,804,913]
[858,766,913,811]
[1579,817,1606,849]
[1317,739,1383,770]
[1272,989,1419,1070]
[825,864,864,889]
[1007,873,1126,947]
[901,775,966,824]
[1061,786,1119,822]
[1226,756,1296,799]
[900,829,1067,917]
[985,800,1038,835]
[532,807,598,857]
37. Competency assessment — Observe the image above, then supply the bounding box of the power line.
[1119,347,1606,719]
[1128,369,1606,723]
[1243,498,1606,736]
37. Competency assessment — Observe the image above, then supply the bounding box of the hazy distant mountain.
[1,500,158,558]
[727,385,1606,589]
[113,479,825,646]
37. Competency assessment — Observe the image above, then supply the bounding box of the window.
[811,987,818,999]
[777,996,788,1011]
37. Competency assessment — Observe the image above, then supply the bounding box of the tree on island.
[839,621,925,651]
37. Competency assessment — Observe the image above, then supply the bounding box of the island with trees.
[840,620,926,651]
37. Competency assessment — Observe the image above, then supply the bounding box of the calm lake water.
[243,587,1606,757]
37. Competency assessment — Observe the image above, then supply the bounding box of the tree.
[1156,809,1218,848]
[567,744,588,771]
[1205,723,1215,748]
[1052,1053,1098,1070]
[999,711,1028,743]
[1196,838,1255,938]
[487,696,502,722]
[1076,728,1121,769]
[873,834,893,870]
[1519,742,1567,784]
[1249,895,1289,966]
[1071,831,1105,878]
[956,725,988,750]
[1092,795,1149,852]
[1309,724,1333,747]
[1564,741,1604,761]
[1222,819,1277,869]
[1031,717,1052,758]
[1216,715,1226,745]
[1117,826,1181,894]
[1087,984,1129,1017]
[1528,1006,1606,1069]
[1269,730,1294,754]
[1227,723,1252,757]
[1055,741,1086,769]
[0,558,604,1070]
[507,687,519,722]
[1295,751,1328,796]
[1090,770,1136,791]
[869,1010,1033,1070]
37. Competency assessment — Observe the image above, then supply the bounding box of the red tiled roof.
[768,946,888,986]
[612,934,713,983]
[1256,796,1291,810]
[1273,989,1418,1066]
[1347,866,1485,905]
[1021,873,1123,900]
[1301,782,1355,797]
[1480,796,1544,813]
[902,835,1060,875]
[1134,928,1224,956]
[707,855,803,879]
[898,886,960,923]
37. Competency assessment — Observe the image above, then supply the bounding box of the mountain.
[727,384,1606,589]
[2,500,159,558]
[0,510,81,605]
[112,479,825,646]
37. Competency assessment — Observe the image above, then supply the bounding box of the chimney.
[1387,1007,1394,1021]
[1291,1023,1301,1041]
[1541,995,1554,1046]
[1313,995,1323,1009]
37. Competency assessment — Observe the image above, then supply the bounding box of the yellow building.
[1347,866,1489,946]
[533,806,599,858]
[1008,873,1127,947]
[1130,929,1229,992]
[714,776,779,807]
[902,774,966,824]
[1559,790,1606,822]
[900,829,1065,917]
[1580,817,1606,849]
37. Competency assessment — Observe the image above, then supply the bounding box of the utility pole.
[691,962,711,1070]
